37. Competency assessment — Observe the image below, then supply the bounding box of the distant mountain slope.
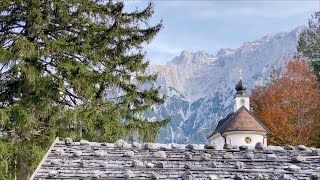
[147,26,305,143]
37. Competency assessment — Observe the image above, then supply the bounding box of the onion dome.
[235,79,248,97]
[235,79,247,92]
[234,69,248,97]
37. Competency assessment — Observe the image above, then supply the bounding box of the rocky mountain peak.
[169,50,214,65]
[216,48,235,56]
[291,25,306,38]
[168,50,192,65]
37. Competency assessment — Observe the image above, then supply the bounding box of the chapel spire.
[233,69,250,111]
[235,69,247,97]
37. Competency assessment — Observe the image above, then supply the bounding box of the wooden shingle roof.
[30,138,320,180]
[209,106,270,138]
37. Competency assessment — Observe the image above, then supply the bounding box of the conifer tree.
[0,1,170,178]
[298,11,320,82]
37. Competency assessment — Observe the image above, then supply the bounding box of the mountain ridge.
[146,26,305,143]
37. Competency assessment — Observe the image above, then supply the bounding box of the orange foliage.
[251,58,320,146]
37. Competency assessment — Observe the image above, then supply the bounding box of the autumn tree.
[298,11,320,82]
[251,58,320,147]
[0,1,170,178]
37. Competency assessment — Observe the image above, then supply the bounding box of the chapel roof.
[208,106,270,138]
[30,138,320,179]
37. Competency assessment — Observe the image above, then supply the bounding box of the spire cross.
[239,69,243,80]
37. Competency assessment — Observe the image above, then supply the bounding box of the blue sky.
[124,1,319,64]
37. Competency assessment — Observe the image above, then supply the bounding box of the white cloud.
[193,1,318,20]
[144,41,183,64]
[146,42,182,55]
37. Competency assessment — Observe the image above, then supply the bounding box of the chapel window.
[245,137,251,144]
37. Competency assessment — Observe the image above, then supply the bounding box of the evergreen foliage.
[0,1,170,178]
[298,11,320,82]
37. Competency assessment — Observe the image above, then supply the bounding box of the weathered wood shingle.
[30,138,320,180]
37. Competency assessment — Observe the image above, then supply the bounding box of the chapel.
[208,71,270,149]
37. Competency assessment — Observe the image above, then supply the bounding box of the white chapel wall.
[210,132,267,149]
[225,133,266,147]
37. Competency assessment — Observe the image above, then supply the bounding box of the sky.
[124,1,320,65]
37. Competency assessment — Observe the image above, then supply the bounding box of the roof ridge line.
[29,137,60,180]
